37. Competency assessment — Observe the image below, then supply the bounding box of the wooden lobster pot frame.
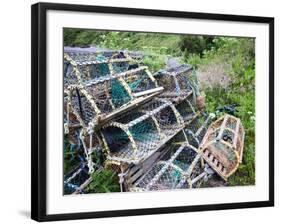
[64,51,139,87]
[64,66,162,130]
[199,114,245,180]
[77,90,199,165]
[100,98,186,164]
[64,66,163,174]
[73,93,200,190]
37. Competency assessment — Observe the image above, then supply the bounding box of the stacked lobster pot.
[63,50,141,141]
[121,65,214,191]
[63,49,164,193]
[63,47,245,194]
[102,64,214,191]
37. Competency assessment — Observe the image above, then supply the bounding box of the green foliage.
[142,53,167,73]
[91,148,105,167]
[64,28,107,47]
[179,35,214,57]
[185,54,201,69]
[188,37,252,65]
[64,29,181,53]
[85,170,120,193]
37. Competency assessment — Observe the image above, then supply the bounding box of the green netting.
[128,77,145,92]
[111,79,132,107]
[103,119,159,153]
[90,55,110,78]
[129,120,157,142]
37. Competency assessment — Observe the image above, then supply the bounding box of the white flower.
[209,113,216,119]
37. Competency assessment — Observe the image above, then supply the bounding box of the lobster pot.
[154,64,195,100]
[65,67,161,128]
[101,99,187,164]
[104,130,186,191]
[105,129,196,191]
[64,51,139,87]
[131,142,206,191]
[200,114,245,180]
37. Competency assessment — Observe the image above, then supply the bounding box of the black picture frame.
[31,2,274,222]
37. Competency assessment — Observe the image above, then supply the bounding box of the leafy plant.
[85,170,120,193]
[179,35,214,57]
